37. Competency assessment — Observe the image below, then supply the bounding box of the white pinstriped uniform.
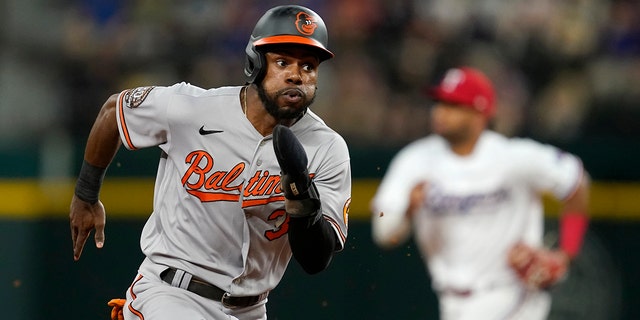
[114,83,350,319]
[371,131,583,320]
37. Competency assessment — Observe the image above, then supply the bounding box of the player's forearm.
[559,171,591,258]
[74,95,122,204]
[562,171,590,214]
[288,215,338,274]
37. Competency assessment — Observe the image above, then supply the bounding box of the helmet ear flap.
[244,40,265,84]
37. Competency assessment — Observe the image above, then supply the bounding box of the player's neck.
[448,120,487,156]
[450,141,475,156]
[243,85,296,136]
[448,132,481,156]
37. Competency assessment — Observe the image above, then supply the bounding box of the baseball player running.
[371,67,590,320]
[69,5,351,320]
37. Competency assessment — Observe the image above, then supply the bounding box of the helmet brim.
[254,35,334,61]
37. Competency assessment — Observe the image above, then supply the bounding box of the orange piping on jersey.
[128,302,144,320]
[128,274,142,299]
[127,275,145,319]
[118,91,137,150]
[325,216,346,244]
[186,190,240,202]
[242,195,287,208]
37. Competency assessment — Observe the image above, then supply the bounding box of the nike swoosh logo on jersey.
[199,126,224,135]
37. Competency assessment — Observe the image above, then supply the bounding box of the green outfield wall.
[0,216,632,320]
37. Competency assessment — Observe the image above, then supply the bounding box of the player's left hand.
[508,242,569,289]
[69,195,106,261]
[273,124,311,199]
[272,124,320,219]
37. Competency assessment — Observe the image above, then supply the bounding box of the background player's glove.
[508,242,569,289]
[273,124,321,221]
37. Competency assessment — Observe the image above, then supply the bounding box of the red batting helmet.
[426,67,496,118]
[244,5,334,84]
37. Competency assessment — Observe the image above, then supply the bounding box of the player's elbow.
[563,170,591,213]
[103,94,119,111]
[299,256,332,275]
[292,244,334,275]
[95,94,119,122]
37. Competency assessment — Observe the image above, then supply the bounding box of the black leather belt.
[160,268,268,308]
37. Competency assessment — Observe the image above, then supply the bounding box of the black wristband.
[74,160,107,204]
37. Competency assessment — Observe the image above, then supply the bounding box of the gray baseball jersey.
[115,83,351,296]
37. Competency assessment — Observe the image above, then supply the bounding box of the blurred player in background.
[69,5,351,320]
[371,66,590,319]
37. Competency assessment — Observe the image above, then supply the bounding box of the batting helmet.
[244,5,334,84]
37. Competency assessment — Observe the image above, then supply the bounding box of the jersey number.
[264,209,290,240]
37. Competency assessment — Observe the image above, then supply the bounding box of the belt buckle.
[221,292,236,309]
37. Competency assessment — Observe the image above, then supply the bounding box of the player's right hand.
[508,242,569,289]
[70,195,106,261]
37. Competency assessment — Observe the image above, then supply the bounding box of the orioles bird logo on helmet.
[295,12,317,36]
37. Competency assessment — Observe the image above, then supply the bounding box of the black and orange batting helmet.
[244,5,334,84]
